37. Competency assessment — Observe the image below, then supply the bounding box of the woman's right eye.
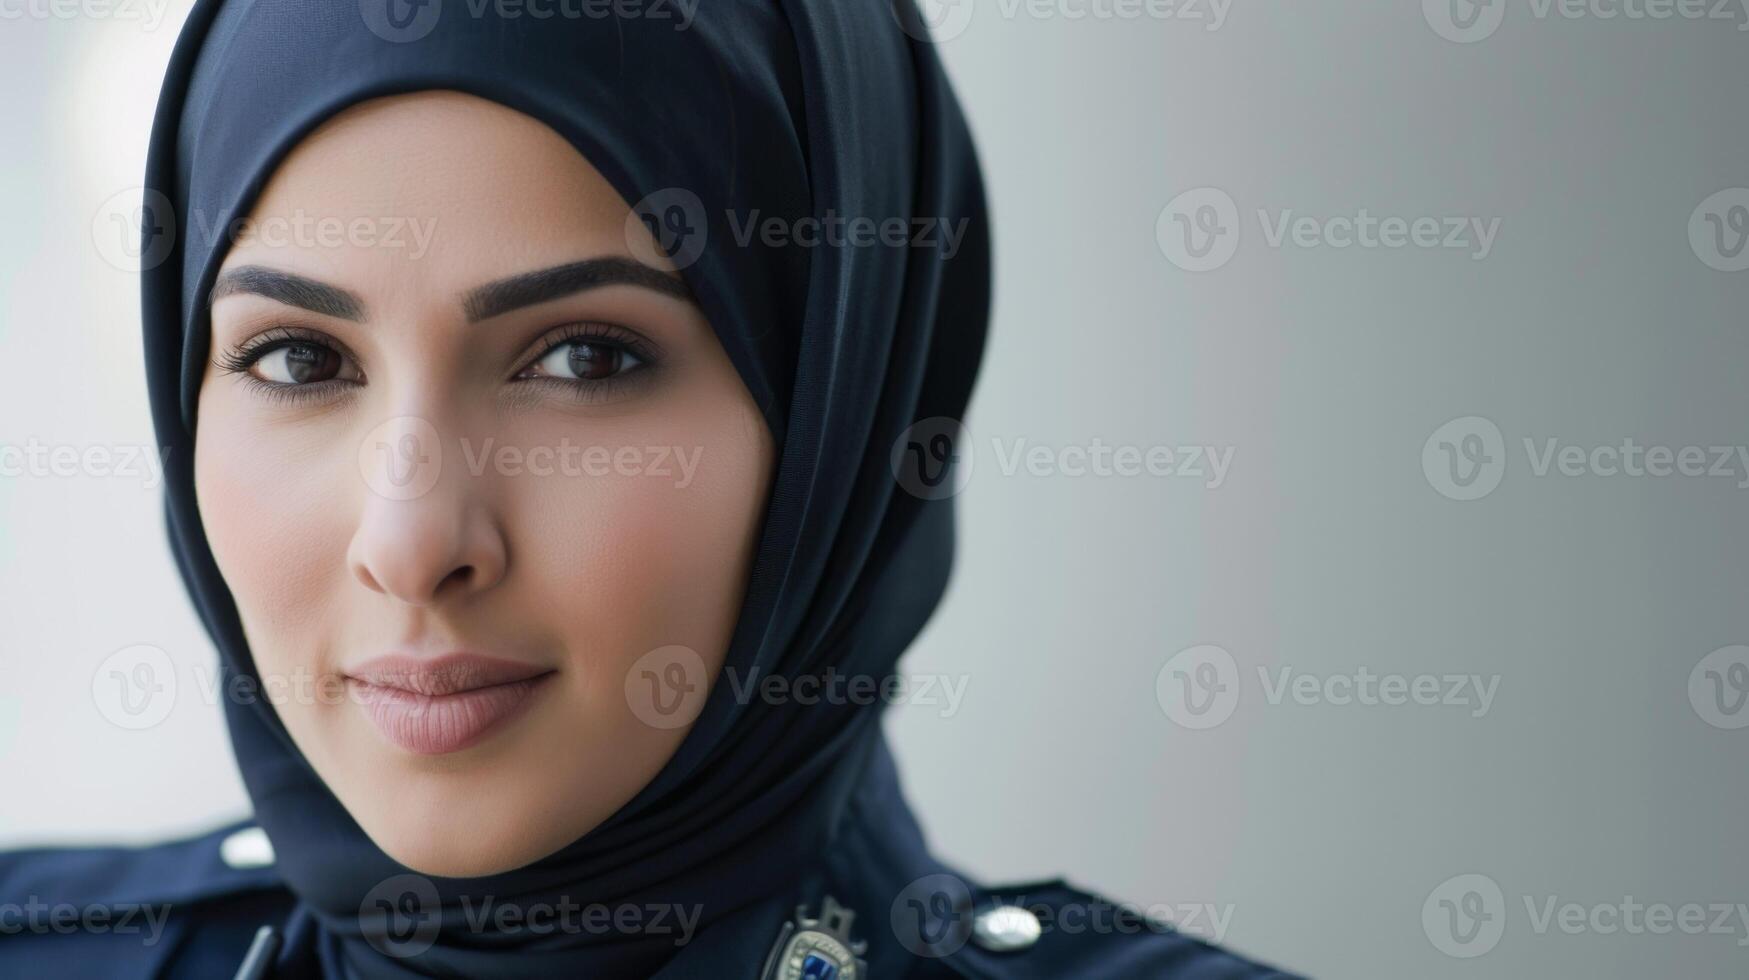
[216,329,365,400]
[252,341,351,385]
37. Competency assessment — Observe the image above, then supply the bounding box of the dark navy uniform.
[0,820,1302,978]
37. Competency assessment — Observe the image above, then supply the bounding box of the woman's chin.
[318,747,606,878]
[358,802,593,879]
[377,836,543,879]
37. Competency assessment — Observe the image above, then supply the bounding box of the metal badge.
[759,895,868,980]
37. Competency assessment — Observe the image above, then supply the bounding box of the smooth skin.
[193,90,775,877]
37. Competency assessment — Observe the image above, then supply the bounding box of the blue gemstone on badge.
[761,897,865,980]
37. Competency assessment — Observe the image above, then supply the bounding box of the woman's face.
[193,91,775,877]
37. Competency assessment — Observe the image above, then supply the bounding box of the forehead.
[217,90,639,299]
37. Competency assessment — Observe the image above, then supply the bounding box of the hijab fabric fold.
[142,0,990,975]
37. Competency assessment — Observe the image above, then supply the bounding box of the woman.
[1,0,1300,976]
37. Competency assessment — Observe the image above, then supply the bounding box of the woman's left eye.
[521,339,646,383]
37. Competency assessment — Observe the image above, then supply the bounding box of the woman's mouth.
[344,652,556,756]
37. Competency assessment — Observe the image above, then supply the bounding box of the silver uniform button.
[220,826,276,869]
[971,904,1041,953]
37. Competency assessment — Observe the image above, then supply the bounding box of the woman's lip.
[344,652,552,696]
[343,653,556,755]
[348,673,555,756]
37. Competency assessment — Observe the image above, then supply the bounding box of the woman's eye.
[525,340,645,382]
[252,342,351,385]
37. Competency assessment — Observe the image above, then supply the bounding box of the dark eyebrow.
[208,266,366,321]
[461,256,693,323]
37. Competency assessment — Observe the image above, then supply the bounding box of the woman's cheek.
[194,405,356,673]
[514,412,770,714]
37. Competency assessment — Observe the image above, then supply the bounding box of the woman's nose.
[346,417,507,606]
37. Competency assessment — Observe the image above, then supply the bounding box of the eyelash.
[214,323,660,406]
[214,326,360,406]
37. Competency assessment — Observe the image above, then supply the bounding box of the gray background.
[3,1,1747,976]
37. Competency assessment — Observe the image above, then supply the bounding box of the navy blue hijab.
[141,0,989,976]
